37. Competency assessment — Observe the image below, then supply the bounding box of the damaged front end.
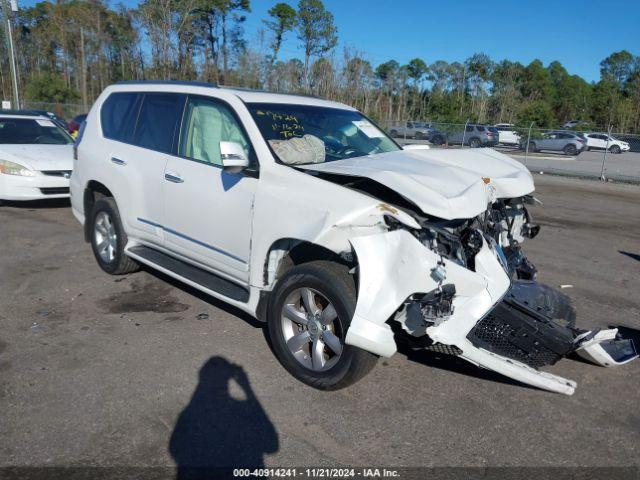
[345,197,638,395]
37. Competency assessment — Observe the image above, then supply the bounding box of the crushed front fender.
[345,230,637,395]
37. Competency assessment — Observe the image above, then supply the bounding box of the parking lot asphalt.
[1,174,640,471]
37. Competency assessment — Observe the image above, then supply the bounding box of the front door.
[162,95,258,284]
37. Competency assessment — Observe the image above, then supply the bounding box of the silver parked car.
[388,121,435,140]
[522,131,586,155]
[431,124,499,148]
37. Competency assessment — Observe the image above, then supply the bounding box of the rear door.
[162,95,258,283]
[119,92,186,246]
[591,134,607,149]
[541,132,559,151]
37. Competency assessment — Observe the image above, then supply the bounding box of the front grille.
[40,187,70,195]
[467,300,575,369]
[425,343,463,356]
[41,170,72,177]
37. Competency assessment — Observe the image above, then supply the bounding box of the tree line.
[1,0,639,132]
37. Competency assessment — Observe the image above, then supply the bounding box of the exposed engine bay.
[301,163,638,395]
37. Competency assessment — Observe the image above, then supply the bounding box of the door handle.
[164,172,184,183]
[111,156,126,166]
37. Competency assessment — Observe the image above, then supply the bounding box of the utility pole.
[80,26,87,111]
[1,0,19,108]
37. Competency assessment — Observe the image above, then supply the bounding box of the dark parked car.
[431,124,498,148]
[68,114,87,135]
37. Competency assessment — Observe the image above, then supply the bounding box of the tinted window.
[101,93,141,142]
[0,118,73,144]
[465,125,473,132]
[476,126,485,132]
[179,97,251,166]
[133,93,184,153]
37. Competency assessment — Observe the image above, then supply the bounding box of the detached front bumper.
[346,230,510,358]
[346,230,637,395]
[0,172,70,201]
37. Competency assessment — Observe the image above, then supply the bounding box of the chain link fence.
[380,120,640,183]
[2,100,639,183]
[19,101,87,122]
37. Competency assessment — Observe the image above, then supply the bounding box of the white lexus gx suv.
[71,81,637,394]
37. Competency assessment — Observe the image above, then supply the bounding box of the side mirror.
[402,144,430,151]
[220,141,249,173]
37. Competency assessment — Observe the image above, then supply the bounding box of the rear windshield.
[0,118,73,144]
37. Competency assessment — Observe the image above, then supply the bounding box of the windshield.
[247,103,400,164]
[0,118,73,145]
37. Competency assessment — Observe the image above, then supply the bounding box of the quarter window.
[101,92,141,143]
[178,97,251,166]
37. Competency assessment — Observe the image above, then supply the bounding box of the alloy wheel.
[94,211,117,263]
[280,287,344,372]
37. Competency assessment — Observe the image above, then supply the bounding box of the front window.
[0,118,73,145]
[179,96,252,166]
[246,103,399,164]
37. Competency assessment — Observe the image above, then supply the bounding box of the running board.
[127,245,249,302]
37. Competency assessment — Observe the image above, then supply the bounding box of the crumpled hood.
[298,150,493,220]
[0,144,74,171]
[409,147,534,199]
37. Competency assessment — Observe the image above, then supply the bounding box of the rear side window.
[101,93,141,143]
[476,126,485,132]
[133,93,185,154]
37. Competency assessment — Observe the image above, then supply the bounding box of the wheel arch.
[83,180,114,242]
[255,237,354,323]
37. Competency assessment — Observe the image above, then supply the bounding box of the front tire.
[90,197,139,275]
[609,145,621,154]
[267,261,378,390]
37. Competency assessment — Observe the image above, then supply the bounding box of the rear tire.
[414,131,423,140]
[469,137,481,148]
[389,130,398,138]
[563,144,577,156]
[267,261,378,390]
[90,197,139,275]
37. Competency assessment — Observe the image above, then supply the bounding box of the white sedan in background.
[0,113,74,202]
[584,133,630,154]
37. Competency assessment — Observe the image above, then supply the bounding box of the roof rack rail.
[219,84,321,100]
[115,80,218,88]
[113,80,323,100]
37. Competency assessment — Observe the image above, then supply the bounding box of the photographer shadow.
[169,356,279,479]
